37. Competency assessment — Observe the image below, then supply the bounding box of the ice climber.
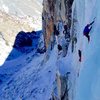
[78,50,82,62]
[83,20,94,42]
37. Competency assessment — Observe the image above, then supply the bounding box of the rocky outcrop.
[13,31,37,48]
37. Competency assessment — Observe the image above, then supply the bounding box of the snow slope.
[0,47,57,100]
[72,0,100,100]
[0,37,74,100]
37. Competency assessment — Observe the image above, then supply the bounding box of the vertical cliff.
[42,0,74,100]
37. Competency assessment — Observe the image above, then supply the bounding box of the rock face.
[42,0,74,50]
[42,0,74,100]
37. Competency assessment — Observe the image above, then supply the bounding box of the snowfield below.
[0,42,74,100]
[0,47,57,100]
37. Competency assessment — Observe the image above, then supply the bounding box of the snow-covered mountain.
[0,0,43,30]
[0,0,42,17]
[0,0,100,100]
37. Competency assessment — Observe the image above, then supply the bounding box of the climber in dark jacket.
[78,50,82,62]
[83,21,94,42]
